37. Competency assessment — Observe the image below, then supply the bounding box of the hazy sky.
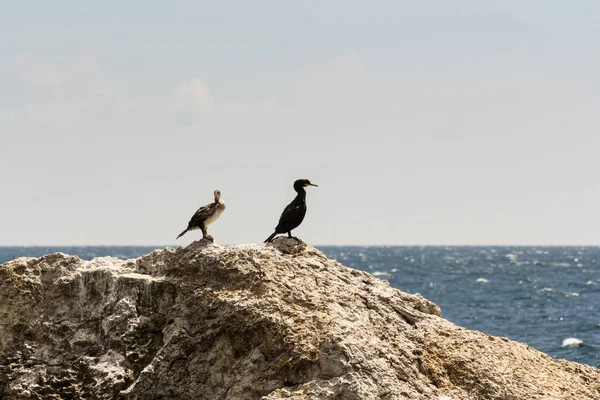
[1,1,599,246]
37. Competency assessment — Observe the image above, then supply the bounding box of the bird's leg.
[202,226,214,242]
[287,231,300,241]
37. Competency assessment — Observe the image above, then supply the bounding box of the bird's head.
[213,190,221,202]
[294,179,318,192]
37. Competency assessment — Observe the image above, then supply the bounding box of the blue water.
[2,246,599,368]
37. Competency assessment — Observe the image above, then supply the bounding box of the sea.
[1,245,598,368]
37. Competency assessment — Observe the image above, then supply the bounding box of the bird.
[176,189,226,241]
[264,179,318,243]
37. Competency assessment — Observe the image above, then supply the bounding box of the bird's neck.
[294,188,306,202]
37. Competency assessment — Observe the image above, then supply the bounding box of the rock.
[0,237,598,399]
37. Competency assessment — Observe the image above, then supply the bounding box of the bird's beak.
[306,183,318,187]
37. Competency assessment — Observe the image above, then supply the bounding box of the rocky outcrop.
[1,239,599,400]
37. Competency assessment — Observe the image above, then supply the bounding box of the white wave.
[561,338,583,348]
[372,271,389,277]
[538,287,579,297]
[550,262,571,268]
[476,278,489,284]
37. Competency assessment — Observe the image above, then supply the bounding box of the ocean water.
[1,245,599,368]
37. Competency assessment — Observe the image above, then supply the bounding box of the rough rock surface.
[1,238,599,400]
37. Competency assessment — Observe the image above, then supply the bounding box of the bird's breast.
[205,202,225,226]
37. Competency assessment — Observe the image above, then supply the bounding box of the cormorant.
[264,179,318,243]
[176,189,225,241]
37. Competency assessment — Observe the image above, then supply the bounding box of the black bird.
[264,179,318,243]
[176,190,226,241]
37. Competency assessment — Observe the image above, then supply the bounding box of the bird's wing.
[280,202,302,219]
[275,201,306,231]
[188,203,214,226]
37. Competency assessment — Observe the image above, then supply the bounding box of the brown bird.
[176,190,226,241]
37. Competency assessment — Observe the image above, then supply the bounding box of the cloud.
[172,78,274,117]
[173,79,215,113]
[14,55,63,91]
[5,52,276,132]
[5,52,137,131]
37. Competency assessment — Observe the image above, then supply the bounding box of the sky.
[1,1,599,246]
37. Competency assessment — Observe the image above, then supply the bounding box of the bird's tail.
[176,229,188,240]
[264,232,277,243]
